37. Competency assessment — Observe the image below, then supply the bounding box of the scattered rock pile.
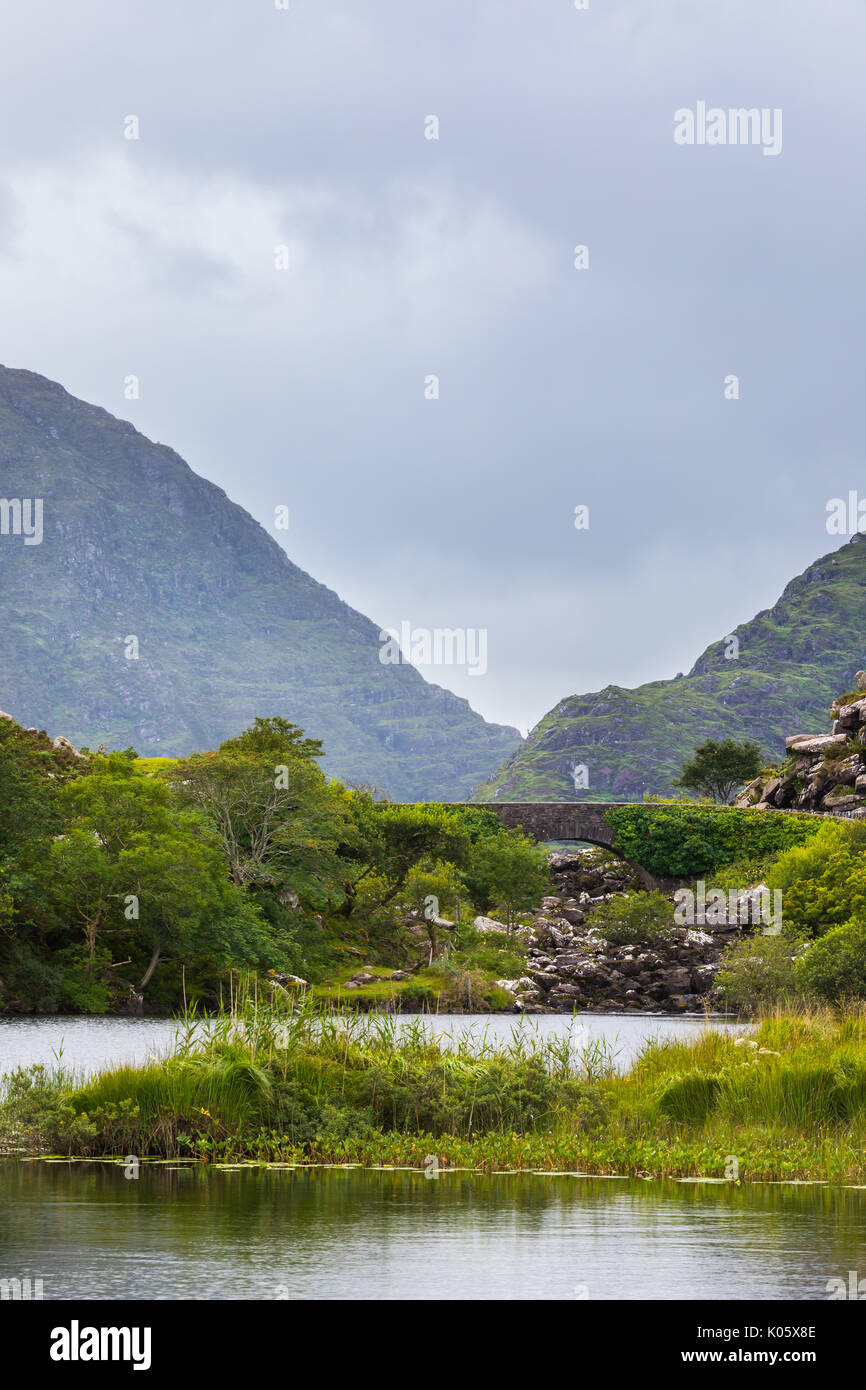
[735,679,866,817]
[504,851,742,1015]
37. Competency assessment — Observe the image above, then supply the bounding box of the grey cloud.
[0,1,862,732]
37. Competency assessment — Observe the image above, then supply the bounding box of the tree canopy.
[0,718,554,1013]
[672,738,764,803]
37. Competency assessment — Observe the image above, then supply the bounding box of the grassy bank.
[5,996,866,1182]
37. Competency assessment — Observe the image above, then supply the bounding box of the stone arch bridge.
[425,801,815,888]
[445,801,665,885]
[443,801,715,890]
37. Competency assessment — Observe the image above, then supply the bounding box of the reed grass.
[6,991,866,1182]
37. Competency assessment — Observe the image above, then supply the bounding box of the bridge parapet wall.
[451,802,618,847]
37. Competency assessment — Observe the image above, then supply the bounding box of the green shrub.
[820,740,859,762]
[604,804,821,879]
[716,933,801,1013]
[657,1070,722,1123]
[831,690,863,709]
[795,917,866,1002]
[767,820,866,938]
[587,891,674,945]
[718,1057,866,1128]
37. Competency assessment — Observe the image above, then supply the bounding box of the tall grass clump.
[6,982,619,1160]
[8,992,866,1181]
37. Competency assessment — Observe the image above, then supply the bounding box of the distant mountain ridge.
[0,365,519,799]
[472,535,866,802]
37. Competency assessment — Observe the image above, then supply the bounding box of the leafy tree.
[0,718,74,857]
[716,933,800,1012]
[0,876,12,931]
[672,739,763,804]
[0,721,90,1008]
[43,754,277,1007]
[404,860,464,921]
[465,830,549,933]
[404,860,465,962]
[336,798,469,917]
[217,715,325,766]
[169,719,345,909]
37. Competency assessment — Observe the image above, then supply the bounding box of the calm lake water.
[0,1011,745,1077]
[1,1161,863,1301]
[7,1013,851,1302]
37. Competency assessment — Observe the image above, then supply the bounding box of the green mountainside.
[0,366,519,799]
[472,535,866,802]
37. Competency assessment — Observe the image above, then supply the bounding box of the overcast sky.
[0,1,862,734]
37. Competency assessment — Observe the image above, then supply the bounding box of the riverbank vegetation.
[4,711,866,1019]
[0,715,546,1015]
[604,801,821,880]
[4,996,866,1182]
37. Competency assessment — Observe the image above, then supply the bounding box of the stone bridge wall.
[449,802,620,848]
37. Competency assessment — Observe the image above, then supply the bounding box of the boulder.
[529,971,560,991]
[659,967,692,993]
[52,734,84,757]
[786,734,847,754]
[560,907,586,926]
[686,929,714,946]
[473,915,507,934]
[822,786,861,810]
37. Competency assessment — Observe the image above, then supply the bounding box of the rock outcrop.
[735,683,866,818]
[0,711,84,767]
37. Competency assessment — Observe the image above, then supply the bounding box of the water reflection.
[1,1160,863,1301]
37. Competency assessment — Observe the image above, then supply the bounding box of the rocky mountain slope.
[473,535,866,802]
[0,366,519,799]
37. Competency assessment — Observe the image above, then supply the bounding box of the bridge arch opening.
[446,804,668,892]
[538,835,662,892]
